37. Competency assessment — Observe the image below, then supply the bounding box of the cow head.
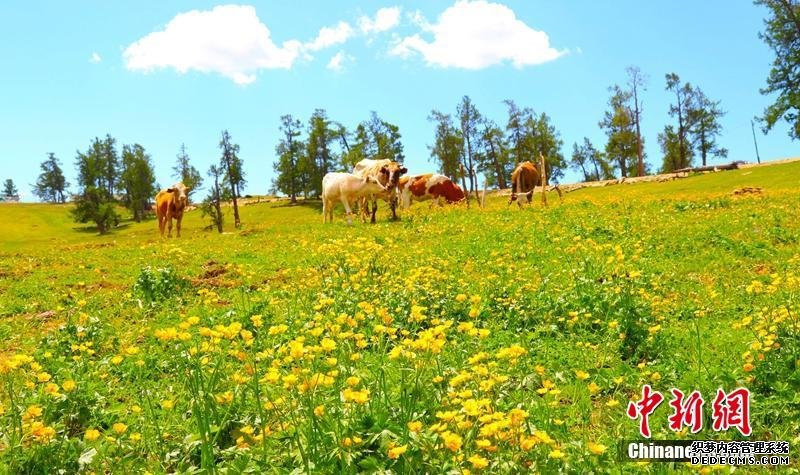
[168,183,189,208]
[380,163,408,188]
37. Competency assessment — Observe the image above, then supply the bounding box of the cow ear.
[400,167,408,174]
[167,188,175,193]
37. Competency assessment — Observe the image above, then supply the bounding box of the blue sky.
[0,1,792,201]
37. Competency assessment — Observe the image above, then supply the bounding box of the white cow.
[322,172,388,224]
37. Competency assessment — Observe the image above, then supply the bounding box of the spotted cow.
[397,173,465,209]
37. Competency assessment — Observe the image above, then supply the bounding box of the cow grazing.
[397,174,465,209]
[352,159,407,223]
[156,183,189,237]
[322,172,389,224]
[508,161,541,207]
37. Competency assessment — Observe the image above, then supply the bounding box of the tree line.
[271,110,403,202]
[11,1,800,231]
[25,131,245,234]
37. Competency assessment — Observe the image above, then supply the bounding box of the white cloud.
[305,21,354,51]
[358,7,401,34]
[123,4,302,85]
[327,51,354,72]
[89,52,102,63]
[390,0,565,69]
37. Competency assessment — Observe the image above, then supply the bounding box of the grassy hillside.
[0,163,798,473]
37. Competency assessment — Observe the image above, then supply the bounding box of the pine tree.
[570,138,613,181]
[201,165,224,233]
[600,86,639,178]
[33,153,69,203]
[273,115,304,203]
[173,144,203,202]
[626,66,648,176]
[72,137,120,234]
[3,179,18,197]
[120,144,157,222]
[427,110,464,181]
[504,99,533,165]
[306,109,337,197]
[525,112,566,183]
[755,0,800,138]
[218,130,243,227]
[665,73,696,171]
[689,89,728,166]
[478,119,510,189]
[659,125,690,172]
[457,96,482,193]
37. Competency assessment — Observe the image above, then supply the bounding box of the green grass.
[0,164,798,473]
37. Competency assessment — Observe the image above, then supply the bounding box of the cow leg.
[341,197,353,225]
[360,197,368,223]
[389,195,398,220]
[166,210,173,237]
[158,214,165,237]
[322,200,328,223]
[370,198,377,224]
[176,215,182,238]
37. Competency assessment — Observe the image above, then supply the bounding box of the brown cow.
[352,158,407,223]
[508,161,541,207]
[155,183,189,237]
[398,173,465,208]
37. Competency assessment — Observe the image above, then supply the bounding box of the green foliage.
[477,119,512,189]
[755,0,800,139]
[3,178,19,197]
[305,109,339,197]
[457,95,482,192]
[526,112,566,183]
[120,144,156,222]
[71,136,121,234]
[689,89,728,166]
[273,114,305,203]
[571,138,614,181]
[664,73,695,171]
[173,144,203,202]
[600,85,638,178]
[219,130,243,227]
[133,266,187,303]
[503,100,567,182]
[33,153,69,203]
[659,125,689,172]
[201,165,225,233]
[427,110,464,181]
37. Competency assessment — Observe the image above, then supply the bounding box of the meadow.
[0,162,799,474]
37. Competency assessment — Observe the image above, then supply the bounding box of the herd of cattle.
[155,159,543,236]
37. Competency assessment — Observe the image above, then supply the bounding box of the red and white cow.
[508,161,541,207]
[352,158,407,223]
[155,183,189,237]
[397,174,465,209]
[322,172,389,224]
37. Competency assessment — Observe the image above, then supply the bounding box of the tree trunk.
[458,163,470,208]
[539,153,548,207]
[486,138,507,189]
[465,136,475,193]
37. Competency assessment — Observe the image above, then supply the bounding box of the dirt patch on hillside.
[200,261,228,279]
[731,187,763,196]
